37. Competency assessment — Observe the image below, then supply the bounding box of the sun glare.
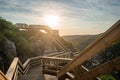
[44,15,59,28]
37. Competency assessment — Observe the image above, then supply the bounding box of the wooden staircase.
[0,53,72,80]
[0,20,120,80]
[42,56,72,77]
[57,20,120,80]
[18,64,44,80]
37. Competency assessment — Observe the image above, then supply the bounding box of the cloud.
[0,0,120,35]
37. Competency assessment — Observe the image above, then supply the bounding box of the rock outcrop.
[0,37,17,73]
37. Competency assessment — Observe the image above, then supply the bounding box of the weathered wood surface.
[0,71,8,80]
[42,56,72,76]
[54,52,71,58]
[73,57,120,80]
[6,58,19,80]
[18,24,70,51]
[44,74,57,80]
[45,52,65,57]
[58,20,120,77]
[45,51,72,58]
[1,20,120,80]
[82,57,120,80]
[0,55,71,80]
[18,64,44,80]
[41,56,72,61]
[4,56,42,80]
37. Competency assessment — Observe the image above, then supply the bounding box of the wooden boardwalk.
[0,20,120,80]
[18,64,57,80]
[44,74,57,80]
[18,65,44,80]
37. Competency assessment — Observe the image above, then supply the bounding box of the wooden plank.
[41,56,72,61]
[45,52,64,57]
[80,57,120,80]
[43,69,58,76]
[44,65,63,70]
[4,56,42,80]
[23,59,30,68]
[6,58,18,80]
[13,66,18,80]
[48,34,67,51]
[29,56,42,61]
[0,71,8,80]
[58,20,120,77]
[54,52,71,57]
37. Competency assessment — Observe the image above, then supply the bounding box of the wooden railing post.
[0,56,43,80]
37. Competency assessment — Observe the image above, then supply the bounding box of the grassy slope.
[62,35,99,51]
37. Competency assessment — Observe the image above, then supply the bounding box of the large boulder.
[4,37,17,57]
[0,37,17,73]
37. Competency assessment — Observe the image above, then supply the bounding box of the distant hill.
[62,35,99,51]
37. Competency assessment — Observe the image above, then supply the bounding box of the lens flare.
[44,15,59,28]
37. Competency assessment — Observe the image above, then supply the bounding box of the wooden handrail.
[46,26,71,51]
[23,59,30,67]
[0,70,8,80]
[2,20,120,79]
[0,55,71,80]
[73,52,79,57]
[45,26,70,51]
[4,56,43,80]
[45,51,72,59]
[18,24,70,51]
[79,57,120,80]
[42,56,72,76]
[6,58,18,80]
[48,33,69,51]
[41,56,72,61]
[45,51,65,57]
[54,52,71,57]
[58,20,120,77]
[41,57,72,69]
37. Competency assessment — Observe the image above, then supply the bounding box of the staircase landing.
[18,64,44,80]
[18,64,57,80]
[44,74,57,80]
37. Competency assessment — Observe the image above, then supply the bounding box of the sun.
[44,15,59,28]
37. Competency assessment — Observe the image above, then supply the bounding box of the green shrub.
[0,17,32,62]
[100,75,116,80]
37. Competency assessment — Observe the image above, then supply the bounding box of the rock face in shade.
[0,37,17,73]
[4,37,17,57]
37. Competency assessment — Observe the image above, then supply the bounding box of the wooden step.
[18,64,44,80]
[44,74,57,80]
[43,69,58,76]
[18,74,44,80]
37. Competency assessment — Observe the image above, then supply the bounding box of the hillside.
[62,35,99,51]
[0,17,74,73]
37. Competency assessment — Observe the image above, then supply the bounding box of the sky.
[0,0,120,36]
